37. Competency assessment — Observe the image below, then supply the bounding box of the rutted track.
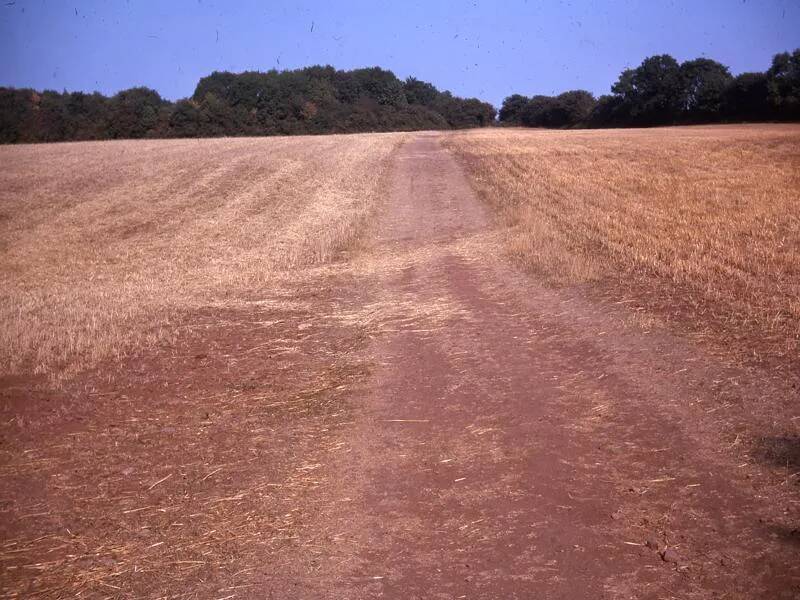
[288,134,800,599]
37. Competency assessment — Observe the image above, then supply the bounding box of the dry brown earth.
[1,128,799,598]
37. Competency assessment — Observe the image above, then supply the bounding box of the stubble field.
[0,133,408,596]
[444,124,800,371]
[4,126,799,384]
[0,133,406,382]
[1,125,800,597]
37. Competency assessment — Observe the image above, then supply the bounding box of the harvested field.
[443,125,800,370]
[0,133,406,381]
[0,134,407,597]
[1,128,799,598]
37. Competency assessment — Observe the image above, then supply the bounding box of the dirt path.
[284,134,800,598]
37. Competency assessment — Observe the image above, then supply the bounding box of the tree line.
[0,66,496,143]
[500,49,800,128]
[3,49,798,143]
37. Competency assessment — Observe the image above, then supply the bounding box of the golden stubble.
[0,133,408,380]
[443,124,800,364]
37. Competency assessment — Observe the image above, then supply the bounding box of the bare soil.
[2,133,799,598]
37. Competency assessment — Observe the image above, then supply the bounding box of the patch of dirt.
[0,283,371,597]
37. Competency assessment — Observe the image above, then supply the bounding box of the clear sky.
[1,0,798,108]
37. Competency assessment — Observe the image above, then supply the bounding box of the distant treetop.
[498,48,800,129]
[0,65,496,143]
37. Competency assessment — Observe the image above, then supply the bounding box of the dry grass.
[443,124,800,366]
[0,133,406,380]
[0,301,369,597]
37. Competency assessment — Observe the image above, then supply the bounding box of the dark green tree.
[65,92,110,140]
[612,55,684,125]
[192,71,237,103]
[347,68,408,107]
[37,91,69,141]
[0,88,38,143]
[168,99,203,137]
[2,65,498,143]
[520,95,557,127]
[680,58,732,120]
[498,94,530,124]
[404,78,440,106]
[107,87,167,139]
[766,49,800,119]
[587,94,629,127]
[723,72,770,120]
[551,90,596,126]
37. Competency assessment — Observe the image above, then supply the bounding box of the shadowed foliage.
[0,66,495,143]
[500,49,800,129]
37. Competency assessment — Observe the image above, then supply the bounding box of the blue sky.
[1,0,798,107]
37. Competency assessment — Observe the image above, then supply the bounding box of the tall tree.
[587,94,628,127]
[680,58,732,120]
[522,95,562,127]
[552,90,596,126]
[107,87,167,139]
[404,78,440,106]
[0,88,38,143]
[498,94,530,124]
[612,55,684,125]
[723,72,769,120]
[766,49,800,119]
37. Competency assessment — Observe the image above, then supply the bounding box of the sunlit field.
[2,125,800,599]
[444,124,800,367]
[0,133,406,381]
[4,126,798,381]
